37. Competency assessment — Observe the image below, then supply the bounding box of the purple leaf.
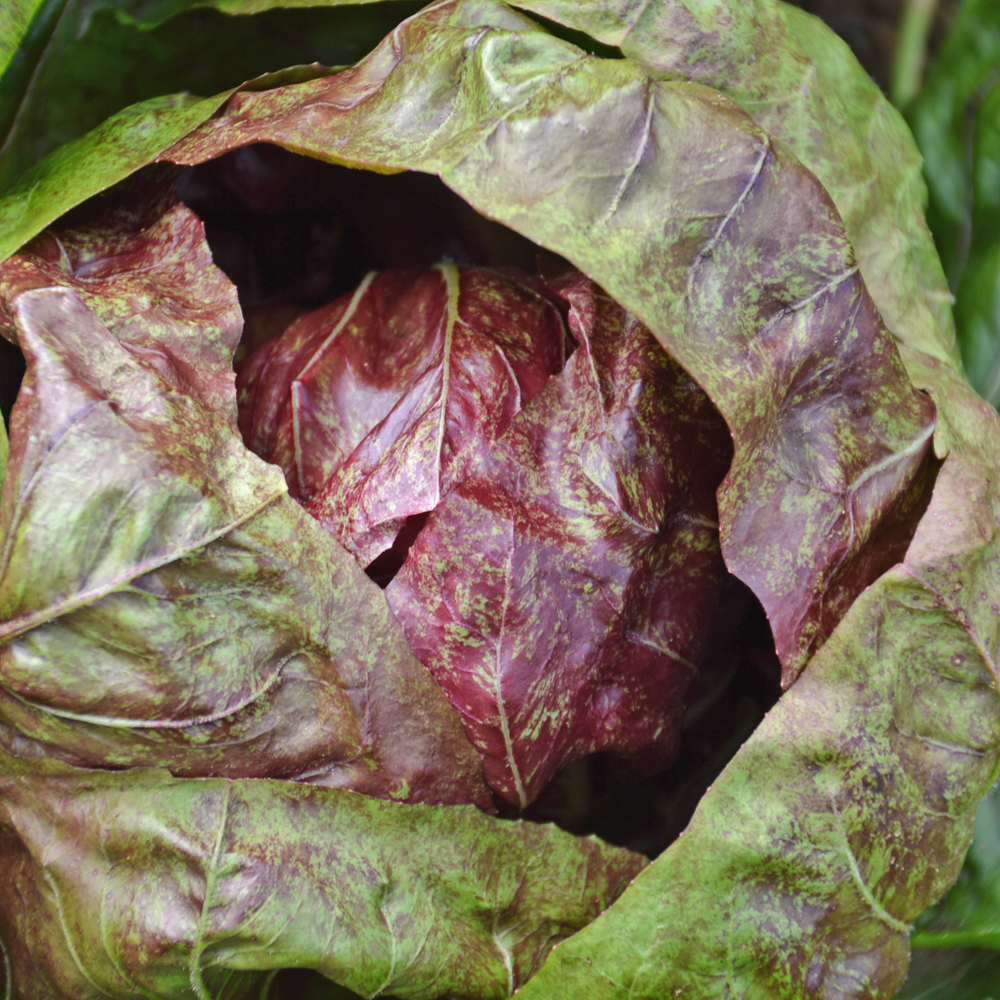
[386,273,733,805]
[237,264,566,567]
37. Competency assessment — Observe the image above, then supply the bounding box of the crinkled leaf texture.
[384,271,731,805]
[0,169,489,806]
[0,0,996,999]
[237,264,731,807]
[159,0,937,687]
[0,750,646,1000]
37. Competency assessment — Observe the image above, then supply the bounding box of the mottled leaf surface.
[0,177,487,805]
[161,0,936,679]
[513,0,959,373]
[517,378,1000,999]
[386,273,730,805]
[0,751,646,1000]
[0,167,243,422]
[0,0,996,998]
[0,90,234,263]
[238,263,565,565]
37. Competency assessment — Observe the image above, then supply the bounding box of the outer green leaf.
[0,172,488,805]
[0,750,646,1000]
[0,0,47,95]
[0,0,43,64]
[0,1,424,197]
[0,0,211,192]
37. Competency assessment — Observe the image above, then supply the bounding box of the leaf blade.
[0,752,647,1000]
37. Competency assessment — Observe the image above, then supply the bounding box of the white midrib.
[292,270,377,495]
[433,262,459,506]
[494,541,528,810]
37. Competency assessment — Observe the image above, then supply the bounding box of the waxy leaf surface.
[0,0,996,997]
[516,377,1000,999]
[386,272,731,805]
[0,174,488,805]
[160,0,936,680]
[0,751,646,1000]
[238,264,566,566]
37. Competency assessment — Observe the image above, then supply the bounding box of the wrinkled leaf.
[0,750,646,1000]
[0,173,488,805]
[516,378,1000,996]
[0,1,425,197]
[515,0,959,372]
[159,0,936,680]
[386,272,730,805]
[238,263,565,565]
[0,166,243,421]
[0,0,996,997]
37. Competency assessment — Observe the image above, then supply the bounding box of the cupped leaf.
[513,0,959,371]
[386,272,731,806]
[0,173,488,804]
[516,380,1000,998]
[159,0,936,680]
[0,751,647,1000]
[238,263,566,565]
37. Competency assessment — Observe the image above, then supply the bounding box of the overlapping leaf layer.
[0,0,996,998]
